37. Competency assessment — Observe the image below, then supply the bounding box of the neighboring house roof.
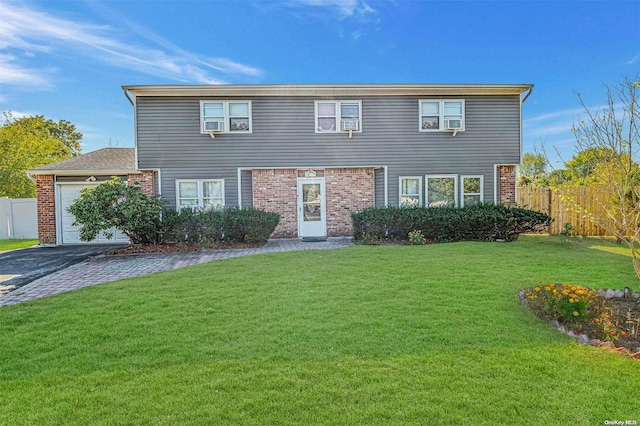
[28,148,137,176]
[122,83,534,99]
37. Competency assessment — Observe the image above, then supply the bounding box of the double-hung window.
[176,179,225,210]
[315,100,362,133]
[461,176,483,206]
[399,177,422,207]
[201,101,252,134]
[419,100,465,132]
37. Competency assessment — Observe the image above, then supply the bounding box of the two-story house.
[29,83,533,245]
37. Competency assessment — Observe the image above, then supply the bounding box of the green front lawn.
[0,239,38,251]
[1,236,639,424]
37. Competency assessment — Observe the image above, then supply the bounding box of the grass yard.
[1,236,639,425]
[0,239,38,251]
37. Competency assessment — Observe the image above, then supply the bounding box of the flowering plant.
[523,283,623,341]
[408,230,426,245]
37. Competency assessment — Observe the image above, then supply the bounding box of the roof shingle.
[28,148,136,174]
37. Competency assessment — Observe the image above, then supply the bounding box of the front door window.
[303,184,321,222]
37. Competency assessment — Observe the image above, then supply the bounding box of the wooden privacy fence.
[517,187,618,236]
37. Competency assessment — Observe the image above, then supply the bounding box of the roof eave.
[122,83,534,98]
[27,169,141,177]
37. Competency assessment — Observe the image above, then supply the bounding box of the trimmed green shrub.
[351,203,551,243]
[67,177,162,244]
[159,207,280,244]
[220,207,281,243]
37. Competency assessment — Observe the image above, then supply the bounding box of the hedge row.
[159,207,281,244]
[351,204,552,243]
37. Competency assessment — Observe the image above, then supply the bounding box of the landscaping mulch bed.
[520,288,640,356]
[106,242,266,255]
[607,296,640,352]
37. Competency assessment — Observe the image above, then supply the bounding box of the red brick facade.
[252,168,375,238]
[252,169,298,238]
[127,171,156,195]
[35,175,56,245]
[498,165,517,206]
[325,168,375,236]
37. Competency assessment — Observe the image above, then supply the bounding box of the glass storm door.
[297,178,326,238]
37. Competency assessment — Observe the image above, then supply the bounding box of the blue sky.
[1,0,638,167]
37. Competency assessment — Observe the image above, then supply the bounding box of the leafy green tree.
[518,152,549,186]
[67,178,163,244]
[0,111,80,198]
[552,75,640,278]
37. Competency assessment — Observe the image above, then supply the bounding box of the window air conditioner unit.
[341,120,359,131]
[204,121,224,132]
[445,119,463,130]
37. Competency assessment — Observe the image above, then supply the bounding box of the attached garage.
[28,148,157,245]
[57,183,129,244]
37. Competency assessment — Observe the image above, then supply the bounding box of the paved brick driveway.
[0,238,352,307]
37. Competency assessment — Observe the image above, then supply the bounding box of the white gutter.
[123,88,139,170]
[519,85,533,164]
[521,86,533,104]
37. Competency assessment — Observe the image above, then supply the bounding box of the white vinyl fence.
[0,197,37,239]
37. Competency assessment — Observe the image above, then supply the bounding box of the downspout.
[123,88,135,106]
[122,88,139,170]
[517,85,534,200]
[521,85,533,105]
[25,171,36,183]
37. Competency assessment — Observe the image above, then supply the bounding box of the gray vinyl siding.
[374,168,385,208]
[241,170,253,207]
[135,95,521,208]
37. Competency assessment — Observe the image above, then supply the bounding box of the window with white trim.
[461,176,483,206]
[399,177,422,207]
[425,175,458,207]
[419,100,465,132]
[315,100,362,133]
[200,101,252,133]
[176,179,225,210]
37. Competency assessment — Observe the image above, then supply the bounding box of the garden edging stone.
[518,288,640,361]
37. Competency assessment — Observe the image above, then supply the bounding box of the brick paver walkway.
[0,238,352,307]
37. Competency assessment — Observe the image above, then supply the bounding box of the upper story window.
[419,100,465,132]
[200,101,252,134]
[315,100,362,133]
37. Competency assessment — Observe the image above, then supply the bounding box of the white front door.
[297,178,326,238]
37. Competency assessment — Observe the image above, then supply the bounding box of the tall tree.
[0,111,81,198]
[518,152,548,186]
[551,76,640,278]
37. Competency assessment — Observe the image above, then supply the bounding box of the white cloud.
[523,105,607,166]
[287,0,378,22]
[524,107,585,125]
[0,0,263,88]
[0,53,54,87]
[294,0,375,17]
[524,105,606,139]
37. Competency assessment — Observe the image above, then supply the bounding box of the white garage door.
[58,184,130,244]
